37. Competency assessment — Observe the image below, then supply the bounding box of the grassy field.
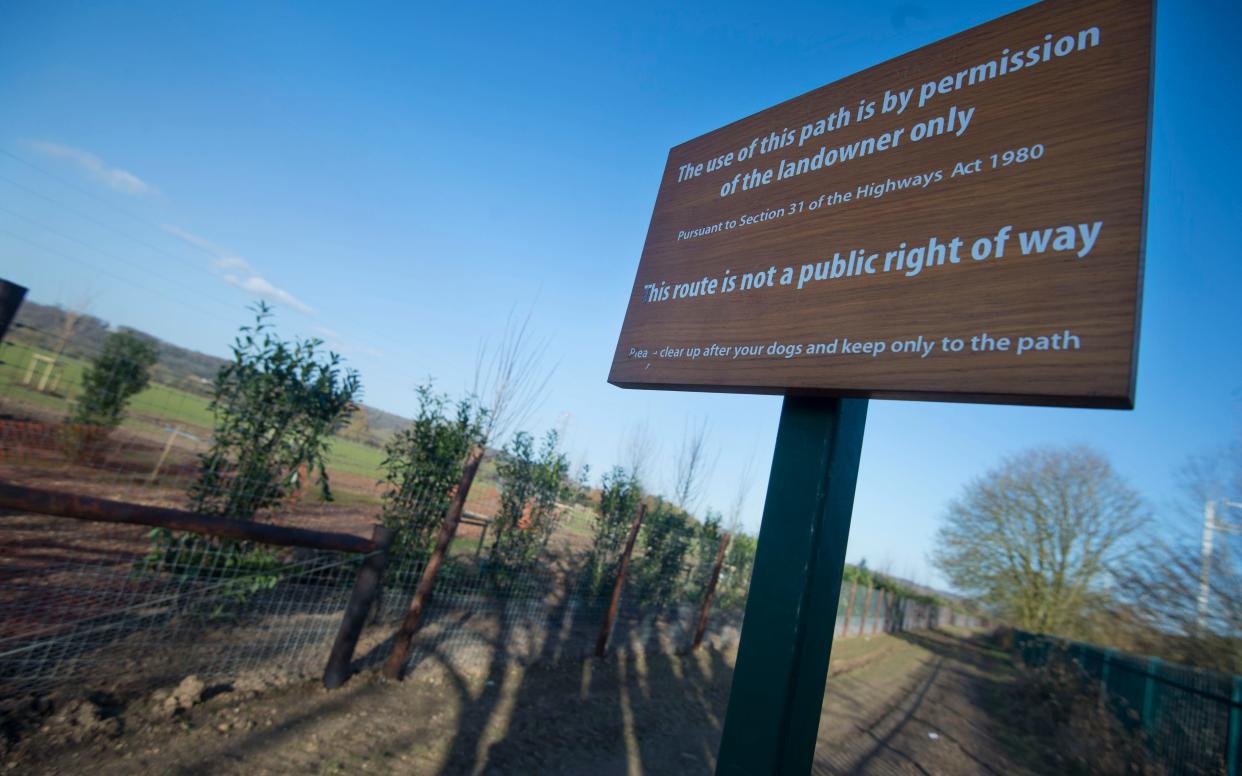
[0,340,393,482]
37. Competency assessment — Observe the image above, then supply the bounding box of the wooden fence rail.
[0,481,390,689]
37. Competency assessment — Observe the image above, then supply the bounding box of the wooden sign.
[609,0,1153,408]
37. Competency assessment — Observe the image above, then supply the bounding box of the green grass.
[0,339,389,482]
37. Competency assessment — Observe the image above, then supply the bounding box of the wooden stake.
[859,584,873,635]
[147,426,180,485]
[382,445,485,679]
[595,503,647,657]
[691,531,731,651]
[842,579,857,637]
[323,524,396,689]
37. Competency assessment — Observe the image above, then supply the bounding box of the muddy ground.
[5,629,1059,775]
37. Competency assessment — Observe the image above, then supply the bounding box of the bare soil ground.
[7,629,1047,775]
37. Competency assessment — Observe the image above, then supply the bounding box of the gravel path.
[12,629,1037,775]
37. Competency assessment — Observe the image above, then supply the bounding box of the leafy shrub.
[717,532,757,611]
[632,500,695,608]
[187,303,360,519]
[379,385,486,558]
[583,466,642,598]
[488,429,569,584]
[148,305,358,607]
[63,330,158,458]
[688,510,724,600]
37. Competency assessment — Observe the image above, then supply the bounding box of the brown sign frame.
[609,0,1154,409]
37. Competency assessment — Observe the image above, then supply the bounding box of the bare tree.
[1112,434,1242,672]
[622,419,659,488]
[385,305,556,678]
[472,305,556,447]
[931,445,1146,637]
[672,417,716,512]
[725,448,757,536]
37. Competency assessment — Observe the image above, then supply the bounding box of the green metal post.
[1099,649,1112,707]
[1227,675,1241,776]
[715,395,868,776]
[1141,656,1160,733]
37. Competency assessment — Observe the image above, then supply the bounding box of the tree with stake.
[187,304,359,520]
[585,465,643,598]
[148,304,359,606]
[379,385,486,559]
[489,429,569,584]
[383,308,554,678]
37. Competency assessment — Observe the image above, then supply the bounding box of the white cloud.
[162,224,316,315]
[27,140,157,195]
[311,324,385,359]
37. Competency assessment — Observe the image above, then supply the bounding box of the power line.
[0,170,225,285]
[0,204,242,314]
[0,226,236,325]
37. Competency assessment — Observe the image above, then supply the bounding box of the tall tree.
[932,445,1145,636]
[1113,434,1242,672]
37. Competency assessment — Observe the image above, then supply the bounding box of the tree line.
[65,304,757,612]
[932,439,1242,674]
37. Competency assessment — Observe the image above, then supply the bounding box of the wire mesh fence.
[1013,629,1242,776]
[0,306,974,719]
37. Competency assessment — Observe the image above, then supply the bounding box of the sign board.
[609,0,1153,408]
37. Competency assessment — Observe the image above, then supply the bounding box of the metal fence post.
[323,525,396,689]
[1228,675,1241,776]
[842,578,857,637]
[715,396,867,776]
[1099,648,1113,707]
[1141,656,1161,732]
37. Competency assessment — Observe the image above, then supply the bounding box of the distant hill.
[7,300,412,442]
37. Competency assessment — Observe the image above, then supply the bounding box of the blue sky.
[1,0,1239,588]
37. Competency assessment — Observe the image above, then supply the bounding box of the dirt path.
[11,629,1038,775]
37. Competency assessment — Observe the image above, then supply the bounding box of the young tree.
[931,445,1145,637]
[379,385,486,557]
[489,429,569,581]
[671,417,715,512]
[584,465,642,596]
[718,532,758,610]
[1111,435,1242,672]
[66,330,158,454]
[633,500,695,608]
[188,304,360,520]
[689,509,725,600]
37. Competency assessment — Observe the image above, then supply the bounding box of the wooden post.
[595,503,647,657]
[842,579,857,637]
[474,519,489,558]
[382,445,485,679]
[323,525,396,689]
[858,585,872,636]
[690,531,731,651]
[147,426,180,485]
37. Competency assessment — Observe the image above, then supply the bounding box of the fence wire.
[1015,630,1241,776]
[0,314,972,715]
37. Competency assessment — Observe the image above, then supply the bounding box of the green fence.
[1013,630,1242,776]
